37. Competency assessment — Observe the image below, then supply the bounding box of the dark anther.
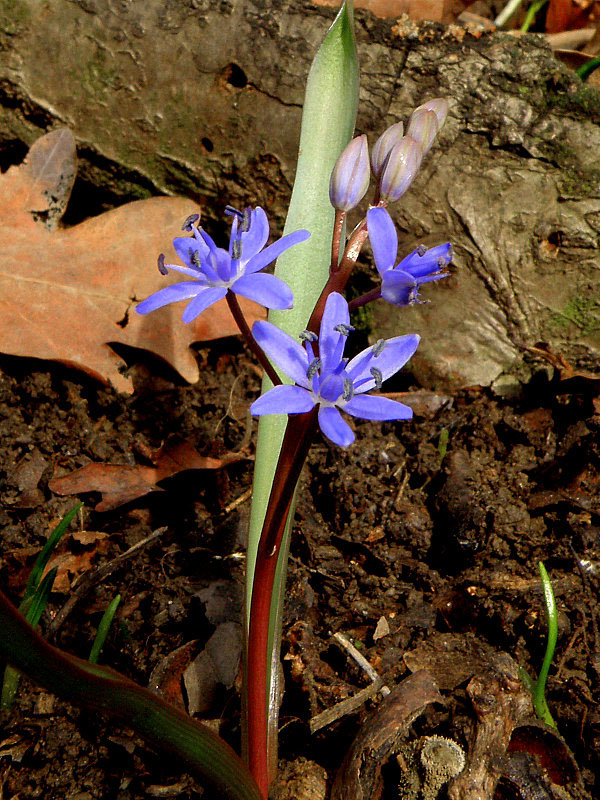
[342,377,354,401]
[232,239,243,260]
[307,358,322,379]
[300,330,318,342]
[370,367,383,389]
[437,256,448,269]
[334,323,355,336]
[191,250,202,269]
[372,339,385,357]
[416,244,427,257]
[182,213,200,232]
[241,207,252,233]
[157,253,168,275]
[225,205,243,220]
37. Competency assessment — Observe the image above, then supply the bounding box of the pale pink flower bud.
[370,121,404,179]
[378,137,423,203]
[329,135,371,211]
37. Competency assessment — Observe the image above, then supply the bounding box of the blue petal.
[136,282,205,315]
[250,385,315,416]
[172,235,210,267]
[163,263,209,280]
[252,321,310,387]
[181,287,227,323]
[367,207,398,277]
[240,207,270,260]
[233,273,293,310]
[344,394,413,421]
[381,270,416,306]
[398,242,452,278]
[346,334,420,391]
[319,373,344,403]
[318,406,355,447]
[244,229,310,275]
[319,292,349,374]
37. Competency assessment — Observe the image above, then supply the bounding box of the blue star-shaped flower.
[250,292,419,447]
[136,207,310,323]
[367,207,452,306]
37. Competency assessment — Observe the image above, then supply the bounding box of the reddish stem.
[226,292,282,387]
[330,209,346,274]
[348,285,381,311]
[246,410,318,797]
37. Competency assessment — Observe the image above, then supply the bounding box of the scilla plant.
[0,3,452,798]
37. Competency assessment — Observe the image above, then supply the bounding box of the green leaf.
[247,0,359,607]
[89,594,121,664]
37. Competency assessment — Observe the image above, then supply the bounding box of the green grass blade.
[1,566,59,709]
[89,594,121,664]
[22,503,82,603]
[534,561,558,728]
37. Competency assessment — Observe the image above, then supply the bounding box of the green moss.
[551,294,600,334]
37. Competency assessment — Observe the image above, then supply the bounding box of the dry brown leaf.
[0,129,265,393]
[49,435,249,511]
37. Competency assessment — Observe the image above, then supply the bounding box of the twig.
[333,631,390,696]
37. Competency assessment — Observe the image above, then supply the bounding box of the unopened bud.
[329,135,370,211]
[407,109,439,155]
[370,121,404,179]
[407,98,448,155]
[415,98,448,130]
[378,137,423,203]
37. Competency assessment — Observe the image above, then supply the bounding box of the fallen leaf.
[49,434,249,511]
[0,129,265,393]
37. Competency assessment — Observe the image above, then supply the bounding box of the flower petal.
[252,321,310,387]
[240,207,270,260]
[181,286,227,323]
[250,385,315,416]
[367,207,398,276]
[244,229,310,275]
[233,273,293,310]
[346,333,420,391]
[319,292,350,373]
[344,394,413,421]
[381,269,416,306]
[164,263,209,280]
[172,235,210,266]
[398,242,452,278]
[136,282,205,315]
[318,406,355,447]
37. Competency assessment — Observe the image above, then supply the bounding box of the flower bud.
[415,98,448,130]
[378,137,423,203]
[370,121,404,179]
[407,98,448,155]
[329,134,370,211]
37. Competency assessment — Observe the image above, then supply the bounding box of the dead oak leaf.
[1,128,265,393]
[49,435,249,511]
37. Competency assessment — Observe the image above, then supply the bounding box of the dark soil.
[0,335,599,799]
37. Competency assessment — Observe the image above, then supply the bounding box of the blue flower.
[250,292,419,447]
[136,207,310,323]
[367,207,452,306]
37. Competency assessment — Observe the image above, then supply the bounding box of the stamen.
[225,205,243,219]
[157,253,168,275]
[241,207,252,233]
[372,339,385,357]
[370,367,383,389]
[191,250,202,269]
[307,358,322,379]
[334,323,355,336]
[342,377,354,401]
[416,244,427,257]
[299,330,318,342]
[181,213,200,232]
[437,256,448,269]
[231,239,243,260]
